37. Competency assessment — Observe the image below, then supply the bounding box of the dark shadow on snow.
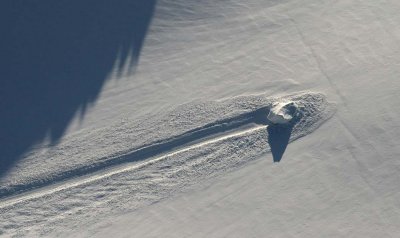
[267,124,293,162]
[0,0,157,177]
[266,103,302,162]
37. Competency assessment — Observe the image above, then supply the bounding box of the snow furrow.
[0,107,269,198]
[0,92,335,236]
[0,124,267,209]
[0,92,334,209]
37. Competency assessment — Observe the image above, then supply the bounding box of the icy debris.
[267,101,298,124]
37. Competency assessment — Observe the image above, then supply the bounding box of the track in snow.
[0,92,335,210]
[0,93,335,238]
[0,107,270,202]
[0,124,268,208]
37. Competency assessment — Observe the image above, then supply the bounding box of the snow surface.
[2,0,400,237]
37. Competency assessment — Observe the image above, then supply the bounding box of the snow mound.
[267,101,299,124]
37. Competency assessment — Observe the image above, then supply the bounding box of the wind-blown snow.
[2,0,400,237]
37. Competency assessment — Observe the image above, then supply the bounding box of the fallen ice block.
[267,101,298,124]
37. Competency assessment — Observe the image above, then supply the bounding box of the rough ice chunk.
[267,101,298,124]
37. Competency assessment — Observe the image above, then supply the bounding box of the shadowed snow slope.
[2,0,400,237]
[0,0,156,177]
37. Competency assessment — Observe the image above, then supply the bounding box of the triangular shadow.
[267,124,293,162]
